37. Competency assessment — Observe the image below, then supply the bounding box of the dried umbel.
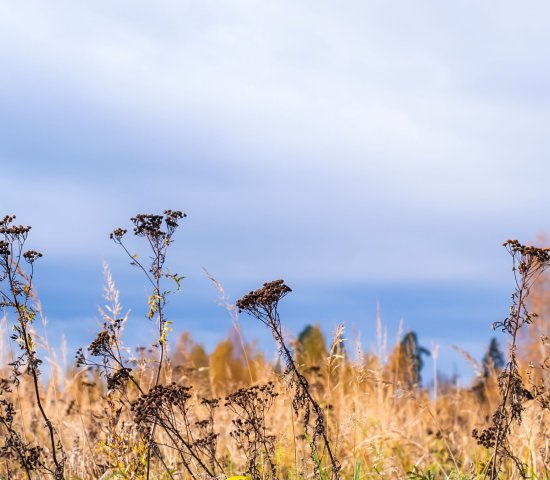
[22,250,43,263]
[225,382,278,479]
[76,319,138,395]
[237,281,340,480]
[109,228,127,241]
[110,210,186,381]
[131,384,221,479]
[504,239,550,271]
[236,280,292,321]
[109,210,186,478]
[118,210,186,243]
[132,383,193,426]
[0,214,65,478]
[0,398,45,476]
[0,215,31,236]
[88,330,112,357]
[476,240,550,479]
[0,240,9,256]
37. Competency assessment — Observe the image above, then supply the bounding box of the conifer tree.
[482,337,505,379]
[387,330,430,388]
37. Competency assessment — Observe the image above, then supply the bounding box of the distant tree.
[296,324,327,366]
[402,331,430,385]
[473,337,506,404]
[481,337,505,379]
[209,331,263,395]
[387,330,430,388]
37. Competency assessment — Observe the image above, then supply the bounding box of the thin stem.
[6,263,63,476]
[270,314,340,480]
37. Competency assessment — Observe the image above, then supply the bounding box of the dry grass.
[1,213,550,480]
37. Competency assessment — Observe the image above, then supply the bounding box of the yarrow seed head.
[131,214,164,238]
[109,228,127,241]
[88,330,112,357]
[23,250,43,263]
[502,239,550,280]
[0,224,31,236]
[236,279,292,313]
[131,383,192,425]
[0,215,16,227]
[164,210,186,229]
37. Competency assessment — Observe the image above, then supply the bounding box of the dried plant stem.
[0,216,64,478]
[488,290,524,479]
[8,278,61,474]
[475,240,550,479]
[236,280,341,480]
[272,325,339,472]
[110,211,185,480]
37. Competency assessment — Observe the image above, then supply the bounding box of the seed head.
[109,228,127,241]
[23,250,43,263]
[236,279,292,313]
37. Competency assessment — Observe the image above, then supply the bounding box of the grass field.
[1,212,550,480]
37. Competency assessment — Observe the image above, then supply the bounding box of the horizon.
[2,1,550,384]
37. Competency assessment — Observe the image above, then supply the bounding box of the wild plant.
[131,383,223,479]
[110,210,186,387]
[225,381,278,479]
[0,215,65,478]
[73,264,150,477]
[76,322,137,394]
[473,240,550,479]
[110,210,185,478]
[197,397,221,474]
[0,395,44,478]
[236,280,341,480]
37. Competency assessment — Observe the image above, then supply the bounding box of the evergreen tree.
[387,331,430,387]
[400,331,430,385]
[481,337,505,379]
[473,337,506,403]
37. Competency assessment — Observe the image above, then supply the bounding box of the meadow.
[1,211,549,480]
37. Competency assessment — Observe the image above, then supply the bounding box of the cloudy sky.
[1,1,550,381]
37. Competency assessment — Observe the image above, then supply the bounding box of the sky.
[1,1,550,382]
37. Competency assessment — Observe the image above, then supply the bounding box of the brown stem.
[270,316,340,480]
[6,266,63,477]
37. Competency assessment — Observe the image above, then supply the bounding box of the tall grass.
[0,212,549,479]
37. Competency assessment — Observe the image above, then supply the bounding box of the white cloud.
[1,0,549,285]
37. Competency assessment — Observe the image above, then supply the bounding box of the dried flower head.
[164,209,186,230]
[107,367,132,391]
[503,239,550,278]
[109,228,127,242]
[131,214,164,238]
[88,330,112,357]
[0,215,31,237]
[236,279,291,322]
[23,250,43,263]
[0,215,16,227]
[131,383,192,426]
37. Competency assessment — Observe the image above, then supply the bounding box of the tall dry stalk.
[0,215,65,478]
[110,210,185,479]
[237,280,341,480]
[474,240,550,479]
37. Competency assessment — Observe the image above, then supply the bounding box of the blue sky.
[2,1,550,382]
